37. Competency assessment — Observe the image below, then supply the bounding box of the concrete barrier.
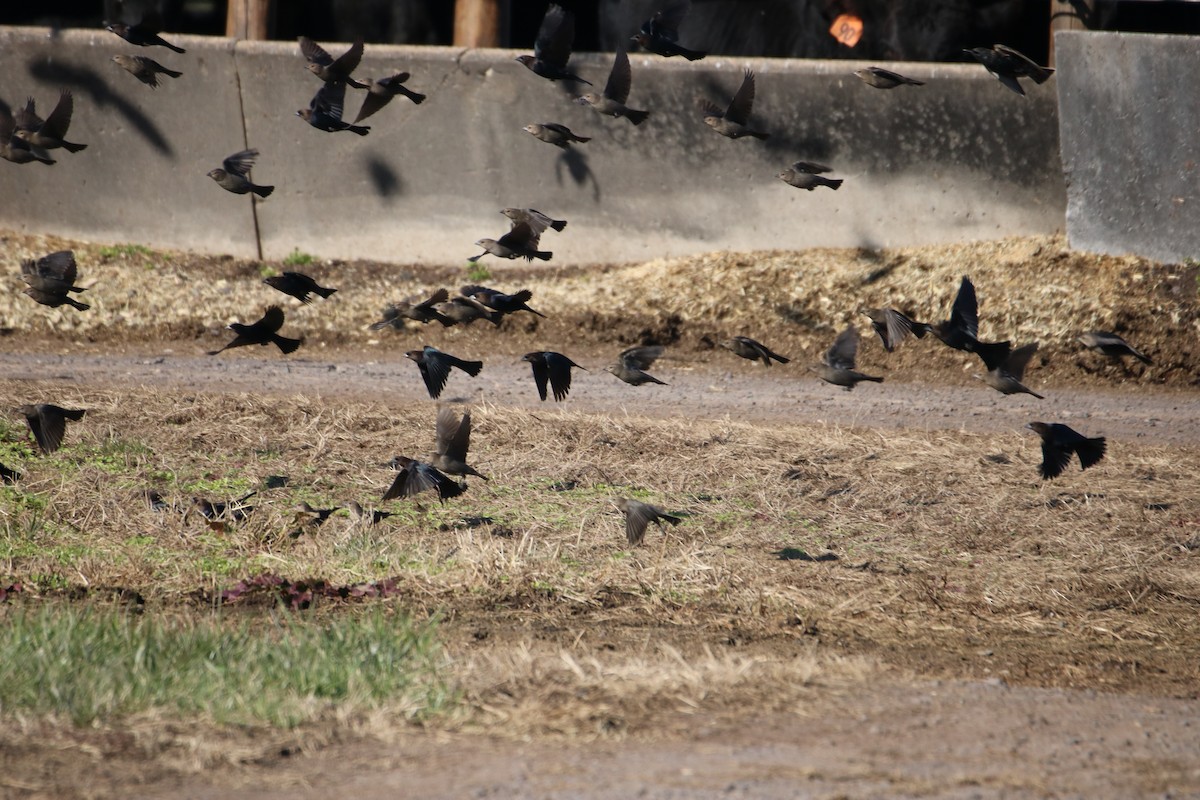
[0,26,1065,265]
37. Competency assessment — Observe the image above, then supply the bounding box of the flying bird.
[463,285,546,318]
[264,272,336,304]
[207,148,274,198]
[777,160,842,191]
[470,220,552,262]
[861,308,928,352]
[207,305,302,355]
[1026,422,1106,480]
[631,0,706,60]
[523,122,591,149]
[501,208,567,232]
[298,81,370,135]
[720,336,789,367]
[111,54,182,88]
[0,110,53,165]
[21,250,89,311]
[606,345,667,386]
[616,498,682,546]
[976,342,1044,399]
[700,69,769,140]
[812,326,883,390]
[405,346,483,399]
[1078,331,1152,365]
[576,48,650,125]
[965,45,1054,97]
[299,36,368,88]
[430,408,489,481]
[928,276,1011,370]
[348,500,395,525]
[17,403,86,454]
[522,351,585,401]
[854,66,924,89]
[353,72,426,123]
[381,456,467,503]
[13,91,87,153]
[516,4,591,85]
[104,11,186,53]
[370,289,455,329]
[435,295,502,327]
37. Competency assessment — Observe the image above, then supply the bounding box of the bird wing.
[435,407,472,461]
[995,72,1026,96]
[993,44,1040,72]
[310,80,347,120]
[299,36,334,67]
[604,48,633,103]
[534,4,575,69]
[499,221,542,250]
[824,326,860,370]
[40,90,74,140]
[949,276,980,338]
[623,500,657,545]
[32,407,67,454]
[331,38,364,75]
[419,351,452,398]
[648,0,690,40]
[415,287,450,310]
[620,345,664,370]
[1039,439,1073,480]
[379,72,411,87]
[790,161,831,174]
[697,98,724,119]
[222,148,258,178]
[36,250,79,284]
[460,284,496,304]
[725,69,756,124]
[1004,342,1039,381]
[546,352,576,401]
[258,305,286,333]
[882,309,916,351]
[353,89,388,123]
[527,354,550,400]
[14,97,43,131]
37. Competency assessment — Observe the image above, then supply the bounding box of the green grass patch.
[465,261,492,283]
[283,248,315,267]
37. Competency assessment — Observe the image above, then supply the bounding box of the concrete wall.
[0,26,1066,265]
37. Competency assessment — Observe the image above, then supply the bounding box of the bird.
[370,289,455,329]
[405,346,483,399]
[616,498,682,546]
[462,285,546,318]
[264,272,336,304]
[720,336,789,367]
[606,345,667,386]
[348,500,394,525]
[21,250,89,312]
[207,305,303,355]
[501,208,567,232]
[298,81,370,135]
[854,66,924,89]
[111,54,182,88]
[812,326,883,390]
[516,4,591,85]
[1026,422,1106,480]
[381,456,467,503]
[631,0,706,61]
[777,161,842,191]
[12,91,87,153]
[294,501,343,527]
[928,276,1011,370]
[965,44,1054,97]
[435,295,502,327]
[0,462,21,484]
[0,110,54,165]
[523,122,590,149]
[430,408,489,481]
[353,73,425,123]
[192,492,257,524]
[861,308,928,353]
[207,148,274,198]
[976,342,1044,399]
[1078,331,1152,365]
[470,220,552,262]
[575,48,650,125]
[104,11,186,53]
[522,351,585,401]
[298,36,368,88]
[700,69,769,140]
[17,403,86,454]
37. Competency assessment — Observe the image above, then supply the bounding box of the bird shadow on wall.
[27,58,174,156]
[363,154,404,202]
[554,148,600,202]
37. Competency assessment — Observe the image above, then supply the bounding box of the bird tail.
[768,351,790,364]
[274,335,303,355]
[748,130,770,140]
[1031,67,1055,85]
[467,253,484,263]
[369,319,394,331]
[824,178,844,190]
[62,408,87,421]
[681,47,707,61]
[66,297,90,311]
[626,109,650,126]
[163,66,183,78]
[253,184,275,199]
[863,376,884,383]
[1133,350,1153,365]
[910,322,931,339]
[533,250,553,261]
[166,42,186,54]
[455,358,484,377]
[574,135,592,143]
[1077,437,1107,470]
[62,141,88,153]
[1030,389,1046,400]
[550,219,567,232]
[315,286,337,299]
[401,88,426,105]
[662,512,683,526]
[349,124,371,136]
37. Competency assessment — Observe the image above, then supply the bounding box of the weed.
[283,248,315,267]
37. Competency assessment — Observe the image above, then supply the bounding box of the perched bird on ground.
[17,403,86,454]
[192,492,256,523]
[353,72,426,123]
[431,408,489,481]
[929,276,1011,370]
[348,500,394,525]
[976,342,1044,399]
[111,54,182,88]
[1078,331,1152,365]
[965,45,1053,97]
[371,289,455,329]
[298,81,370,135]
[522,351,585,401]
[405,346,483,399]
[207,305,302,356]
[777,160,842,191]
[606,345,667,386]
[631,0,706,60]
[1,462,21,483]
[0,111,53,165]
[435,295,502,327]
[576,48,649,125]
[104,11,186,53]
[516,4,591,85]
[523,122,590,149]
[294,501,342,527]
[861,308,928,353]
[265,272,336,304]
[700,69,769,140]
[21,250,89,311]
[616,498,682,546]
[501,208,567,232]
[299,36,368,88]
[13,91,87,153]
[1026,422,1106,480]
[854,66,924,89]
[463,285,546,318]
[470,220,552,262]
[207,148,274,198]
[720,336,789,367]
[812,326,883,390]
[382,456,467,503]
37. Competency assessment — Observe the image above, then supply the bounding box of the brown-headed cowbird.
[1078,331,1152,365]
[436,295,502,327]
[405,346,483,399]
[381,456,466,503]
[431,408,488,481]
[516,4,591,85]
[522,351,585,401]
[299,36,368,88]
[470,220,552,262]
[207,148,274,198]
[861,308,928,352]
[348,500,394,525]
[1026,422,1106,480]
[0,110,54,165]
[0,462,21,483]
[615,497,682,546]
[929,276,1011,370]
[576,49,649,125]
[463,284,546,318]
[17,403,86,454]
[298,81,370,135]
[370,289,455,329]
[265,272,336,304]
[720,336,789,366]
[294,501,342,527]
[606,345,667,386]
[523,122,590,149]
[700,69,769,140]
[965,45,1053,97]
[104,11,186,53]
[812,326,883,390]
[777,161,842,191]
[854,66,924,89]
[21,250,89,311]
[111,54,182,88]
[208,305,303,356]
[631,1,706,61]
[976,342,1044,399]
[353,73,425,123]
[13,91,87,153]
[501,208,567,232]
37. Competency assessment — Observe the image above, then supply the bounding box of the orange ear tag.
[829,14,863,48]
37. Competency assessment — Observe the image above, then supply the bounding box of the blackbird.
[1078,331,1152,365]
[615,498,682,546]
[371,289,455,329]
[382,456,467,503]
[720,336,789,366]
[435,295,502,327]
[348,500,394,525]
[861,308,928,352]
[207,148,274,198]
[431,408,489,481]
[576,48,649,125]
[294,501,342,526]
[264,272,336,304]
[501,208,567,232]
[298,81,370,135]
[299,36,368,88]
[207,305,302,355]
[470,220,552,262]
[854,66,924,89]
[812,326,883,390]
[516,4,591,85]
[353,72,426,122]
[700,69,769,140]
[463,285,546,318]
[522,351,585,401]
[606,345,667,386]
[929,276,1011,370]
[21,250,88,312]
[523,122,590,149]
[1026,422,1106,480]
[192,492,256,523]
[111,54,182,88]
[13,90,87,153]
[976,342,1044,399]
[777,160,842,191]
[631,1,706,61]
[405,346,483,399]
[17,403,86,454]
[104,11,186,53]
[1,110,53,165]
[965,45,1054,97]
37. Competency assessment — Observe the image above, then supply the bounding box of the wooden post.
[1049,0,1093,67]
[226,0,273,41]
[454,0,501,48]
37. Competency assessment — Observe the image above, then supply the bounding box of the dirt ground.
[1,233,1199,799]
